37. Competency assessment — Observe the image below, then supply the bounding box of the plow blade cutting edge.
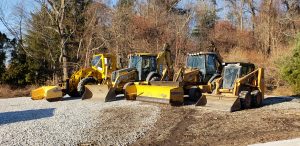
[81,85,118,102]
[195,94,241,112]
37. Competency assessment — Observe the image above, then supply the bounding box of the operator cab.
[91,55,102,71]
[186,52,222,83]
[91,54,116,74]
[222,62,255,90]
[129,54,157,81]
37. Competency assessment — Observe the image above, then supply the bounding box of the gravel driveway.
[0,97,160,146]
[0,96,299,146]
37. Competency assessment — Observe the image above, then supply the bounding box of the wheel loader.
[31,53,117,101]
[196,62,265,112]
[123,52,223,104]
[81,44,174,102]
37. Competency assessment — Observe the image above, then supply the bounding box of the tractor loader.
[124,52,223,104]
[81,44,174,102]
[31,53,117,101]
[196,62,265,112]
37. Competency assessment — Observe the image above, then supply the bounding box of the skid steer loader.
[82,44,174,102]
[31,53,117,101]
[196,62,265,112]
[124,52,223,104]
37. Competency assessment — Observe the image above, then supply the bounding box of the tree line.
[0,0,299,93]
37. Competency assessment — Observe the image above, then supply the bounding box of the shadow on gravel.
[263,96,298,106]
[0,108,55,125]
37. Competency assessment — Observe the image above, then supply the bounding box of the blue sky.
[0,0,38,34]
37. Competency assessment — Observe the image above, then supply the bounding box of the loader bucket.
[195,94,241,112]
[31,86,63,101]
[125,83,184,105]
[81,85,118,102]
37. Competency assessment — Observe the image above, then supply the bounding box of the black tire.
[77,77,97,96]
[188,86,202,102]
[68,90,80,97]
[239,91,251,109]
[150,76,160,81]
[208,73,221,83]
[123,82,135,100]
[146,72,160,82]
[251,90,263,108]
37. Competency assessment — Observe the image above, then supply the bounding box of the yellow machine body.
[125,82,184,104]
[31,86,63,100]
[82,44,175,102]
[31,53,117,100]
[196,65,265,112]
[123,52,223,104]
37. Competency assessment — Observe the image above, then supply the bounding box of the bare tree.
[0,1,30,56]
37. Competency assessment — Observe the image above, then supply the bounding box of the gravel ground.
[0,96,299,146]
[0,97,160,146]
[133,96,300,146]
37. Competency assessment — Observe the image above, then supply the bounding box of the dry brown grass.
[270,86,294,96]
[0,85,38,98]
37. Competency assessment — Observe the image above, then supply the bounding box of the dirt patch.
[133,97,300,146]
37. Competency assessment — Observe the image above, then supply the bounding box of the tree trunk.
[61,38,68,81]
[267,0,273,55]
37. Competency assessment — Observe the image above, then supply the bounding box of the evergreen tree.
[0,32,11,82]
[2,40,29,86]
[279,34,300,94]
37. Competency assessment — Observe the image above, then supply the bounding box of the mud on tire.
[77,77,97,96]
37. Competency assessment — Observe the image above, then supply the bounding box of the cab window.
[206,55,217,74]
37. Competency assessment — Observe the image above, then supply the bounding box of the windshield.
[206,55,217,74]
[91,56,102,68]
[186,55,205,72]
[223,66,240,89]
[129,55,142,68]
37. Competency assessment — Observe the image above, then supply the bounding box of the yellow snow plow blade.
[82,85,118,102]
[31,86,63,100]
[195,94,241,112]
[125,83,184,105]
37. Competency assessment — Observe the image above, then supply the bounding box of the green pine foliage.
[279,34,300,94]
[0,32,12,84]
[2,42,28,86]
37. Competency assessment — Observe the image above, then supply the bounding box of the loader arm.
[233,68,265,96]
[156,44,174,81]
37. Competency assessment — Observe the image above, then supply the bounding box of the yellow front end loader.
[31,53,117,101]
[82,44,174,102]
[196,62,265,112]
[124,52,223,104]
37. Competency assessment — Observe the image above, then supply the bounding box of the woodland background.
[0,0,299,95]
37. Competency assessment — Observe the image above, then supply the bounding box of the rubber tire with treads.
[239,91,252,109]
[146,72,160,82]
[150,76,160,81]
[68,90,80,97]
[123,82,134,100]
[251,90,263,107]
[188,86,202,102]
[77,77,97,96]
